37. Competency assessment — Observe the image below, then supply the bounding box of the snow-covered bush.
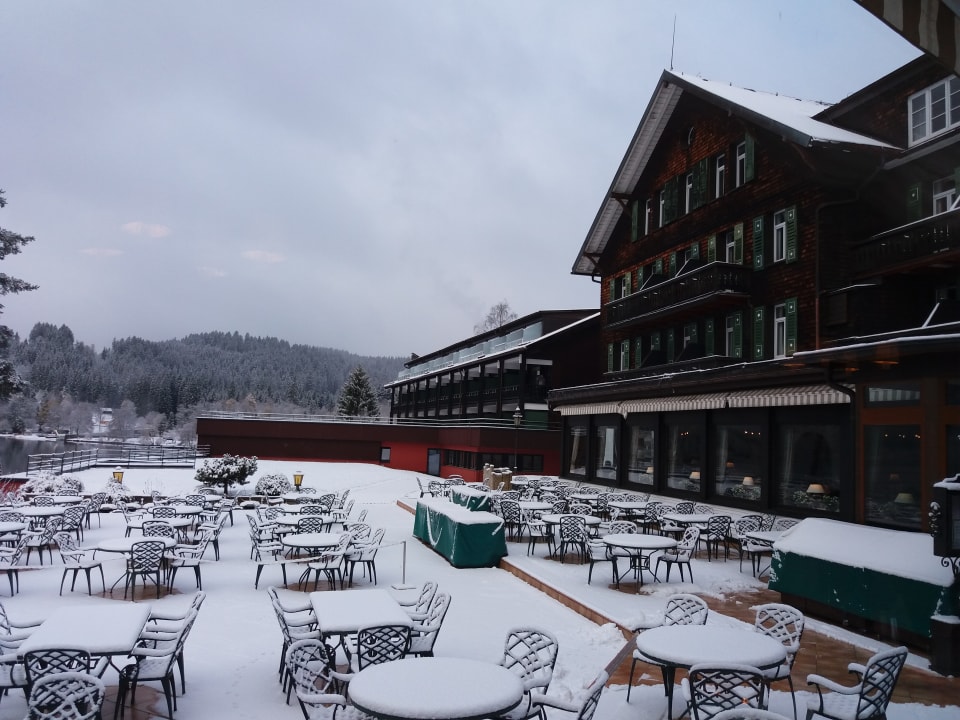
[195,454,258,495]
[254,473,292,496]
[20,471,84,495]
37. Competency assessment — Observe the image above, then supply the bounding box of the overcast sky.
[0,1,918,357]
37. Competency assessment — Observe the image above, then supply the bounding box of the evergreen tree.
[336,366,380,417]
[0,190,38,400]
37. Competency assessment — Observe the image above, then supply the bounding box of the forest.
[0,323,406,441]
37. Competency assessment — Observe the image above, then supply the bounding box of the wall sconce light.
[689,471,701,481]
[293,471,304,490]
[725,461,735,470]
[806,483,826,495]
[112,467,124,483]
[645,466,655,475]
[742,476,755,486]
[894,492,915,504]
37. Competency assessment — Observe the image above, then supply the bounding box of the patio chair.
[23,649,109,693]
[33,496,55,507]
[332,499,354,526]
[194,511,228,560]
[151,506,178,519]
[53,532,105,596]
[675,501,696,514]
[641,501,662,534]
[753,603,805,720]
[24,517,63,566]
[183,494,205,507]
[141,520,176,540]
[567,502,593,516]
[60,505,86,543]
[626,593,709,701]
[681,663,767,720]
[654,525,700,582]
[297,515,330,535]
[0,511,25,548]
[316,494,337,513]
[731,516,762,567]
[84,493,108,529]
[530,670,607,720]
[165,529,213,591]
[396,581,438,618]
[805,646,908,720]
[284,639,356,720]
[702,515,731,560]
[524,510,554,557]
[343,509,368,531]
[406,591,452,657]
[299,505,327,516]
[416,478,433,497]
[0,537,29,595]
[585,540,618,587]
[348,624,411,671]
[658,506,684,539]
[0,599,42,651]
[712,710,793,720]
[345,527,385,586]
[25,671,105,720]
[499,627,559,720]
[123,540,167,600]
[304,534,351,591]
[499,499,523,541]
[557,515,587,563]
[268,586,320,688]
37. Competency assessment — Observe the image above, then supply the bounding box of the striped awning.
[557,384,851,416]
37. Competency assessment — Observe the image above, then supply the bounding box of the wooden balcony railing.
[855,209,960,277]
[606,262,753,327]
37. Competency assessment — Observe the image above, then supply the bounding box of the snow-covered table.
[281,532,343,553]
[17,603,151,670]
[309,588,411,645]
[413,499,506,568]
[349,657,524,720]
[635,625,786,718]
[602,533,676,590]
[449,486,493,512]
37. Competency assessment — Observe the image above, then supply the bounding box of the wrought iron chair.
[297,515,330,535]
[164,529,213,591]
[304,534,351,590]
[345,527,385,586]
[60,505,86,543]
[23,649,109,693]
[682,663,767,720]
[654,525,700,582]
[498,627,560,720]
[0,536,29,595]
[805,646,908,720]
[124,540,167,600]
[557,515,587,563]
[348,623,411,672]
[284,639,356,720]
[24,517,63,566]
[406,591,452,657]
[626,593,709,701]
[585,539,618,587]
[531,670,607,720]
[53,532,105,596]
[499,499,524,541]
[703,515,731,560]
[753,603,805,720]
[150,506,178,520]
[141,520,176,541]
[25,671,105,720]
[397,581,438,619]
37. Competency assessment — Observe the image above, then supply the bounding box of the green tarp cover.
[413,498,506,568]
[449,486,492,512]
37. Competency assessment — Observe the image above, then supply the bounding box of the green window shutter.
[785,206,798,263]
[631,200,639,242]
[907,183,923,222]
[664,176,678,223]
[684,322,698,344]
[744,133,756,182]
[733,222,744,264]
[669,252,678,277]
[707,235,717,262]
[732,312,743,358]
[624,271,632,295]
[785,297,798,355]
[695,158,709,209]
[666,328,675,362]
[637,264,646,285]
[704,319,715,355]
[690,242,700,261]
[753,306,765,360]
[634,338,643,368]
[650,332,661,351]
[607,343,614,372]
[608,278,616,302]
[620,339,630,370]
[752,216,765,270]
[654,258,663,275]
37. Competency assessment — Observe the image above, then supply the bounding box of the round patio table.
[274,514,335,528]
[519,501,551,513]
[602,533,677,591]
[634,624,786,719]
[19,506,65,518]
[349,657,524,720]
[280,532,343,552]
[95,536,176,593]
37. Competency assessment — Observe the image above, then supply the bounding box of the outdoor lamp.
[742,476,755,486]
[112,467,124,483]
[689,471,701,481]
[293,471,304,490]
[806,483,826,495]
[513,408,523,427]
[645,466,654,475]
[894,492,915,504]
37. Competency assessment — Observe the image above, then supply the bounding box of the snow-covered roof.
[572,69,898,276]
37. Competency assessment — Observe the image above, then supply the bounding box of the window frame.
[714,153,725,199]
[908,76,960,146]
[735,142,747,187]
[773,303,787,359]
[773,210,787,262]
[932,176,956,215]
[684,172,694,214]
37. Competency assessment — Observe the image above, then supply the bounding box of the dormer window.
[908,77,960,146]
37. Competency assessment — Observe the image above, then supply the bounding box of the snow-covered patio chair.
[681,663,767,720]
[345,527,385,586]
[268,586,319,689]
[59,505,86,543]
[395,581,437,619]
[304,534,351,590]
[284,639,364,720]
[405,592,451,658]
[557,515,587,563]
[805,646,907,720]
[25,671,105,720]
[23,648,109,691]
[498,627,559,720]
[53,532,104,596]
[753,603,805,720]
[123,540,167,600]
[712,709,793,720]
[626,593,708,701]
[530,670,607,720]
[24,517,62,566]
[654,526,700,583]
[586,539,618,587]
[0,537,28,595]
[346,623,411,672]
[164,529,213,591]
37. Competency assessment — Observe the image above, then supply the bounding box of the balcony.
[606,262,753,328]
[855,209,960,278]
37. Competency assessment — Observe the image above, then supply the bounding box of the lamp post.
[512,408,523,473]
[293,471,304,491]
[112,467,124,484]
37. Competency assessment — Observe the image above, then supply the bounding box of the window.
[725,312,742,358]
[908,76,960,146]
[659,190,667,228]
[774,303,787,358]
[724,231,737,262]
[864,425,921,529]
[665,417,703,492]
[566,422,587,478]
[933,177,957,214]
[684,173,694,214]
[620,339,630,371]
[713,421,764,503]
[594,420,619,480]
[773,210,787,262]
[777,419,843,513]
[735,142,747,187]
[626,424,656,486]
[714,153,725,198]
[644,199,653,235]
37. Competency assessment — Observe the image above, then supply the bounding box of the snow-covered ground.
[0,460,954,720]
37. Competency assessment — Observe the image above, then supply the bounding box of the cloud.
[241,250,284,264]
[198,266,228,278]
[81,247,123,257]
[121,221,171,238]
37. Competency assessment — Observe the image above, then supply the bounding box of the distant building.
[551,57,960,531]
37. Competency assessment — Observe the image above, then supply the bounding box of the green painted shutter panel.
[669,252,678,277]
[785,206,798,263]
[650,332,661,351]
[785,297,798,355]
[624,271,632,295]
[684,322,698,344]
[620,340,630,370]
[634,338,643,368]
[744,134,755,182]
[631,200,639,242]
[607,343,614,372]
[753,306,765,360]
[654,258,663,275]
[690,242,700,261]
[733,222,744,264]
[907,184,923,222]
[664,176,678,223]
[666,329,675,362]
[732,312,743,358]
[753,216,765,270]
[696,158,709,209]
[704,319,715,355]
[608,278,616,302]
[707,235,717,262]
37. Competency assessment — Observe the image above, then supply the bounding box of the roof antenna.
[669,14,676,70]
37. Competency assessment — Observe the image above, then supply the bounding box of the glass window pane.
[911,94,927,142]
[627,425,656,486]
[666,419,703,492]
[777,422,842,513]
[713,423,764,503]
[931,83,947,132]
[865,382,921,407]
[864,425,921,529]
[594,421,619,481]
[566,423,587,478]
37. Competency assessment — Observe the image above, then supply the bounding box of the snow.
[0,460,955,720]
[309,589,412,635]
[773,518,954,586]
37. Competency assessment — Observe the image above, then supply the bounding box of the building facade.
[551,58,960,531]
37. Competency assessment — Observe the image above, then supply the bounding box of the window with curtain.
[665,418,703,492]
[566,422,587,478]
[713,422,764,502]
[864,425,921,529]
[594,419,619,481]
[776,422,842,513]
[626,425,656,486]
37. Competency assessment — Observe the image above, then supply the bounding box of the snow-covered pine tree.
[336,366,380,417]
